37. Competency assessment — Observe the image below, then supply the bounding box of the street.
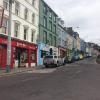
[0,58,100,100]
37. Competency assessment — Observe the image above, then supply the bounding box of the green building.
[37,0,58,66]
[39,0,58,47]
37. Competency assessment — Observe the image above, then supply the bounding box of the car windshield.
[45,56,53,58]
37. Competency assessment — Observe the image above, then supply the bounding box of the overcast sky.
[44,0,100,45]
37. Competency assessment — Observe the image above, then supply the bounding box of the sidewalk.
[0,66,57,77]
[0,67,35,77]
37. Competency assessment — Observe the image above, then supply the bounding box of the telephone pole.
[6,0,13,72]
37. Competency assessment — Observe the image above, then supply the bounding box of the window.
[3,0,9,10]
[43,31,47,44]
[54,16,56,22]
[31,51,36,61]
[24,8,28,20]
[49,34,52,45]
[32,0,35,6]
[43,5,47,14]
[54,37,56,47]
[54,24,56,33]
[49,21,52,31]
[24,27,28,40]
[49,10,52,18]
[15,1,20,16]
[31,30,35,42]
[2,18,8,34]
[32,13,35,24]
[14,23,20,37]
[43,17,47,27]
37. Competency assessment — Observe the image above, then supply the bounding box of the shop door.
[0,46,6,69]
[0,48,2,69]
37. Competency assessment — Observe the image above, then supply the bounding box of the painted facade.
[57,18,67,57]
[37,0,58,66]
[0,0,39,69]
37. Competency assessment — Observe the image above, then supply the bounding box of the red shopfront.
[0,36,37,69]
[59,47,67,58]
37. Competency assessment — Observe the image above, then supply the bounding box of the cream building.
[0,0,39,69]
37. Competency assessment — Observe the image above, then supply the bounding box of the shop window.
[31,51,36,61]
[41,50,46,58]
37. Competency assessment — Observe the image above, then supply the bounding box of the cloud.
[44,0,100,45]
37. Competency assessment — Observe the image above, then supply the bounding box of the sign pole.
[6,0,12,73]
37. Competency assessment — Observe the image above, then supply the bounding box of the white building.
[0,0,39,69]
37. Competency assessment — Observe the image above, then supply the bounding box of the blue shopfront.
[37,42,50,66]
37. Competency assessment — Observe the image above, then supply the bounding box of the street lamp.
[6,0,14,73]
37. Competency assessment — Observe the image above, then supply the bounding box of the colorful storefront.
[37,42,50,66]
[0,36,37,70]
[58,46,67,58]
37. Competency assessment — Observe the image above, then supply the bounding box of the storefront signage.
[0,37,37,50]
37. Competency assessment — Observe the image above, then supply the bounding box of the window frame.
[15,1,20,16]
[24,27,28,40]
[14,22,20,38]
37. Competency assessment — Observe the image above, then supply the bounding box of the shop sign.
[0,38,7,44]
[42,45,50,51]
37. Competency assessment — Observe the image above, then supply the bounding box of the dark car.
[96,54,100,64]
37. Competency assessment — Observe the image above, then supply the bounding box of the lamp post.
[6,0,13,73]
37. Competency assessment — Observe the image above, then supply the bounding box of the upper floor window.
[49,34,52,45]
[54,37,56,47]
[49,21,52,31]
[24,8,28,20]
[43,5,47,15]
[43,31,47,44]
[43,17,47,27]
[49,10,52,18]
[15,1,20,16]
[32,13,35,24]
[31,30,35,42]
[54,24,56,33]
[2,18,8,34]
[54,16,56,22]
[32,0,36,6]
[14,22,20,38]
[3,0,9,10]
[24,27,28,40]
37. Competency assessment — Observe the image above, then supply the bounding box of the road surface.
[0,57,100,100]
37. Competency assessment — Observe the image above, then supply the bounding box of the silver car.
[44,55,64,67]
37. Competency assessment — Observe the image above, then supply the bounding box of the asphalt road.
[0,57,100,100]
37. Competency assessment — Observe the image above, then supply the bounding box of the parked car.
[79,54,84,60]
[73,55,80,61]
[64,56,74,63]
[44,55,64,67]
[96,54,100,64]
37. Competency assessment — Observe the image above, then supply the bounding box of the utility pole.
[6,0,13,73]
